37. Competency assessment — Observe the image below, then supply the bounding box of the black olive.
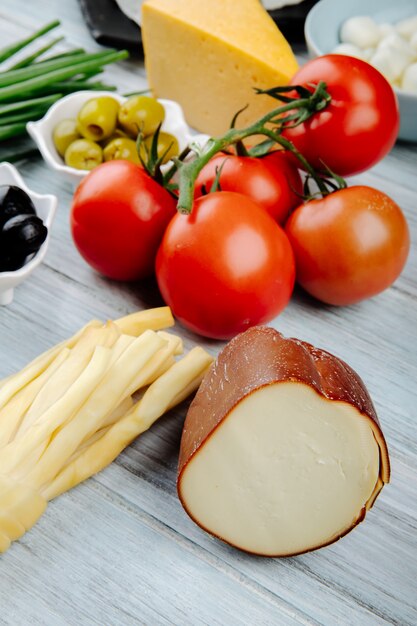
[1,214,48,257]
[0,251,28,272]
[0,185,36,229]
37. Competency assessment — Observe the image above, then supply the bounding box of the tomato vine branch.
[176,81,334,214]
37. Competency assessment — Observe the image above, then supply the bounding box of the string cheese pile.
[0,307,213,553]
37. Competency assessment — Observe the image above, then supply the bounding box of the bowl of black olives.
[0,162,56,305]
[27,90,207,185]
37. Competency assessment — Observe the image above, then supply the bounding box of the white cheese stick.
[43,347,213,500]
[115,306,174,335]
[26,331,167,491]
[0,348,70,448]
[0,510,25,542]
[0,347,112,476]
[0,320,103,410]
[15,325,123,440]
[0,475,47,538]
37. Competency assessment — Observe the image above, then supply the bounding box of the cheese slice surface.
[179,383,380,557]
[141,0,298,136]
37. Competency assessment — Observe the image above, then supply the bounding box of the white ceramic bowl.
[27,91,209,184]
[0,162,56,306]
[305,0,417,142]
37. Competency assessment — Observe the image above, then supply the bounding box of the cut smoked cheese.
[178,327,390,557]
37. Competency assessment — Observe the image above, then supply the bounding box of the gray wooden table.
[0,2,416,624]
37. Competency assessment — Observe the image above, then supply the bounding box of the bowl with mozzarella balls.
[305,0,417,141]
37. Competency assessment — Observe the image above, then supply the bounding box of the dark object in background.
[0,186,48,272]
[79,0,141,52]
[0,185,36,229]
[78,0,318,53]
[268,0,319,42]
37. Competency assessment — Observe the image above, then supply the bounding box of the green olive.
[140,131,180,164]
[118,95,165,137]
[103,137,140,165]
[64,139,103,170]
[52,119,81,157]
[76,96,120,141]
[100,128,129,147]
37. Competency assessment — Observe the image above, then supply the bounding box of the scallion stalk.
[0,20,60,64]
[0,106,50,126]
[33,48,85,64]
[8,36,64,70]
[0,123,28,141]
[0,148,40,163]
[0,22,129,144]
[0,49,128,102]
[0,49,124,89]
[46,80,116,93]
[0,94,62,117]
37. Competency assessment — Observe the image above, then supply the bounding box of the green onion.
[0,49,128,102]
[47,81,117,93]
[33,48,85,64]
[0,94,62,117]
[0,20,60,64]
[123,89,151,97]
[0,49,124,89]
[0,148,40,163]
[0,123,28,141]
[0,22,129,144]
[8,36,64,70]
[0,106,51,126]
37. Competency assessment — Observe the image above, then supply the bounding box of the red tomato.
[262,150,303,212]
[156,191,295,339]
[282,55,400,176]
[285,186,410,306]
[71,160,176,281]
[194,152,302,225]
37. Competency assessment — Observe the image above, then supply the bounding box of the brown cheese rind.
[178,326,390,493]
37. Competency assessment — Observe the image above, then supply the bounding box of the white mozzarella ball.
[340,16,381,49]
[410,31,417,53]
[370,50,397,82]
[362,47,376,61]
[373,33,416,81]
[395,15,417,40]
[379,23,396,38]
[378,32,416,57]
[332,43,366,59]
[401,62,417,92]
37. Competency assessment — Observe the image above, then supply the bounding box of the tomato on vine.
[280,55,400,176]
[285,185,410,306]
[156,191,295,339]
[71,160,176,281]
[195,151,302,225]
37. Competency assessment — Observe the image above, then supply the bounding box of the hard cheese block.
[141,0,298,136]
[178,327,390,557]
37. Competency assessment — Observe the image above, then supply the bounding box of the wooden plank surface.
[0,2,416,624]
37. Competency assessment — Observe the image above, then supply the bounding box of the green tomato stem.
[177,81,331,213]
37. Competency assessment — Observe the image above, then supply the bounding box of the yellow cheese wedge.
[141,0,298,136]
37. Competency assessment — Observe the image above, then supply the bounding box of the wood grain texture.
[0,2,416,624]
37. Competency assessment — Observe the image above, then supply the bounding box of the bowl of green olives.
[0,162,56,306]
[27,90,204,184]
